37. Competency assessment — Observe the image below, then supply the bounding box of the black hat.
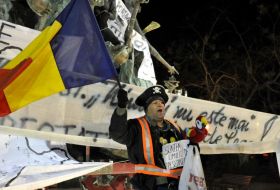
[135,85,169,107]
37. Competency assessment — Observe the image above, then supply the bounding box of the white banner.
[0,133,111,189]
[2,163,111,190]
[0,19,39,61]
[1,80,279,154]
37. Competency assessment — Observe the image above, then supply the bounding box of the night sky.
[138,0,280,116]
[138,0,256,44]
[136,0,259,81]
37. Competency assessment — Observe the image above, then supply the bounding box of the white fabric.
[0,133,112,189]
[2,163,111,190]
[0,125,125,149]
[106,0,130,43]
[2,18,280,155]
[179,145,207,190]
[0,19,39,60]
[1,80,279,154]
[106,0,157,84]
[276,141,280,177]
[132,30,157,84]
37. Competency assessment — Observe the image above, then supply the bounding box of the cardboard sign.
[162,140,189,169]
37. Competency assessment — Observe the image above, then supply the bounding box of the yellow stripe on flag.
[4,21,62,69]
[3,21,66,112]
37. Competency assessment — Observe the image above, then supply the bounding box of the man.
[109,85,185,190]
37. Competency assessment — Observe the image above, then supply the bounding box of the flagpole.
[116,75,122,89]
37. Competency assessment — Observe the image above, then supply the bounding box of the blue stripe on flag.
[50,0,117,88]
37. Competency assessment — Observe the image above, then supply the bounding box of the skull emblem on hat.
[153,86,162,94]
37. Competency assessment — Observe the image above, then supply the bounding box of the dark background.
[138,0,280,115]
[140,0,280,184]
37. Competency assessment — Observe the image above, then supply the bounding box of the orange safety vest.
[135,117,182,179]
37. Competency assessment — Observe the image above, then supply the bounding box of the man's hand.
[117,88,128,108]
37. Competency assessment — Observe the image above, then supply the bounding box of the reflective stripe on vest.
[135,164,182,179]
[136,117,182,178]
[137,117,155,165]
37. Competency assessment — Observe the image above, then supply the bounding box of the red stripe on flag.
[0,58,32,89]
[0,58,32,117]
[0,91,10,117]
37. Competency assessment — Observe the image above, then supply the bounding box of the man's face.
[146,99,165,121]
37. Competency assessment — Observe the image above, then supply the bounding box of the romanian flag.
[0,0,117,117]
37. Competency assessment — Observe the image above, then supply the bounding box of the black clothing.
[117,88,128,108]
[109,109,184,190]
[135,85,168,107]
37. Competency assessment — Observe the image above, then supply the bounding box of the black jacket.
[109,109,184,190]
